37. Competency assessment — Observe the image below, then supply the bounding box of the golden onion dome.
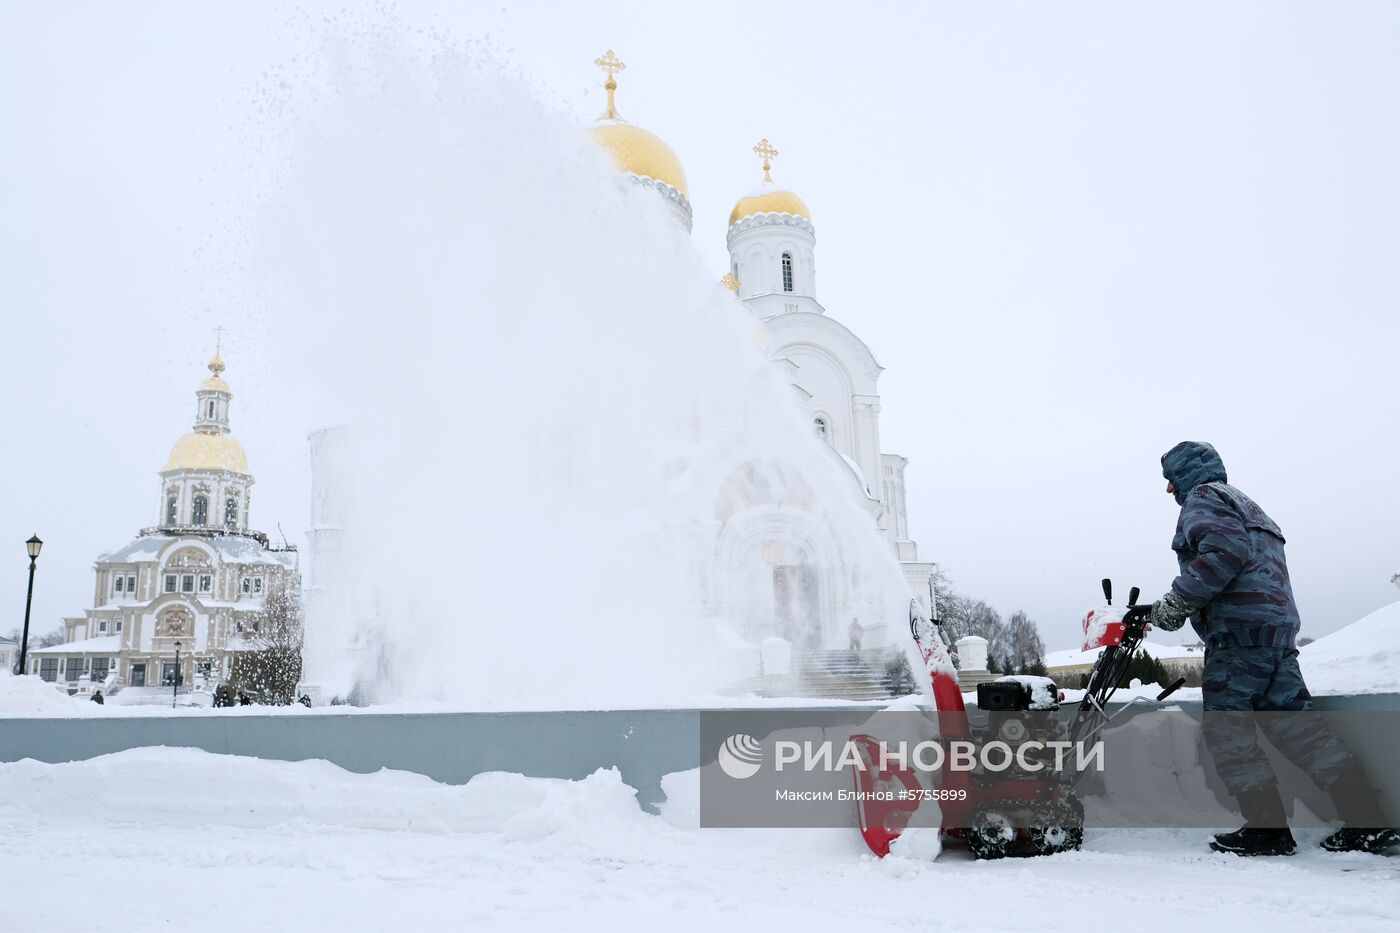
[587,50,689,199]
[729,137,811,227]
[163,432,249,474]
[590,120,690,197]
[200,374,231,393]
[729,185,812,226]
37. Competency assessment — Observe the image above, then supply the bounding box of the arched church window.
[781,253,794,293]
[192,495,208,526]
[166,497,178,525]
[814,417,828,440]
[207,400,215,419]
[224,498,238,528]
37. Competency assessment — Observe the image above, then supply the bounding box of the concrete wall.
[2,695,1396,815]
[0,708,876,811]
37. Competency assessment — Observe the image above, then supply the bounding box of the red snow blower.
[853,578,1184,860]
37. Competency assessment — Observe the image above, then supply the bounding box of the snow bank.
[4,747,1394,933]
[1302,600,1400,695]
[0,672,93,715]
[0,746,626,837]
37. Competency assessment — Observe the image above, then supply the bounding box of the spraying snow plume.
[246,18,913,707]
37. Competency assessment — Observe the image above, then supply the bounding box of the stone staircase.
[735,647,915,701]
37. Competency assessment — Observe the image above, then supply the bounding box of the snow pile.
[885,825,943,864]
[1302,600,1400,695]
[0,672,92,715]
[2,748,1395,933]
[0,746,641,838]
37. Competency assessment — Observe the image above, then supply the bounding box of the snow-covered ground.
[1303,600,1400,696]
[0,748,1393,933]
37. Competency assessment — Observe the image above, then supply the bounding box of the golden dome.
[163,432,249,473]
[591,121,690,198]
[729,186,812,226]
[587,50,689,198]
[729,139,810,226]
[200,341,230,393]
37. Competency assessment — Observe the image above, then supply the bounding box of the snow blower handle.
[1156,677,1187,702]
[1121,604,1152,638]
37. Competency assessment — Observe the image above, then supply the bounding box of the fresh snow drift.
[1302,600,1400,696]
[0,671,92,715]
[1,749,1395,933]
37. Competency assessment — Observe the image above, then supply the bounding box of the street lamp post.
[172,640,182,708]
[17,535,43,676]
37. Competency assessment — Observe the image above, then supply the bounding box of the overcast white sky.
[3,1,1397,651]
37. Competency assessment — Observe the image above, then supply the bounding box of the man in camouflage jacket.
[1150,441,1396,856]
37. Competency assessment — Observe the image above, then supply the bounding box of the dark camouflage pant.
[1201,646,1354,796]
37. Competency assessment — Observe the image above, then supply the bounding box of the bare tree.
[933,586,1006,659]
[7,625,67,673]
[1002,610,1047,674]
[230,587,304,705]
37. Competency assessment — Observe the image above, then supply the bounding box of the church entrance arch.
[715,503,845,649]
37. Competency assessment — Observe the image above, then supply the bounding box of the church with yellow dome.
[586,52,934,656]
[30,346,300,700]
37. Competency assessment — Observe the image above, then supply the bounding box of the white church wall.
[780,344,857,456]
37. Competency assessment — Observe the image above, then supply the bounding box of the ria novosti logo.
[717,733,764,779]
[715,733,1104,779]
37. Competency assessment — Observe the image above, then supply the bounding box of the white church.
[31,349,299,698]
[590,52,935,651]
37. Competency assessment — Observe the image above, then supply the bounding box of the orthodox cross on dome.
[209,325,226,375]
[753,138,779,182]
[595,49,626,119]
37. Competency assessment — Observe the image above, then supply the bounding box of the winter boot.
[1211,827,1297,856]
[1320,766,1398,853]
[1211,786,1295,856]
[1320,827,1400,854]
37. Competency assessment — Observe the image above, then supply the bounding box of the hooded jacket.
[1161,442,1301,649]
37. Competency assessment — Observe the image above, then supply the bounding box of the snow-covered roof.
[0,634,17,646]
[97,533,297,569]
[32,635,123,656]
[99,536,172,563]
[1044,640,1205,669]
[210,535,290,566]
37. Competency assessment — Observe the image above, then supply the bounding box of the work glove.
[1149,590,1192,632]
